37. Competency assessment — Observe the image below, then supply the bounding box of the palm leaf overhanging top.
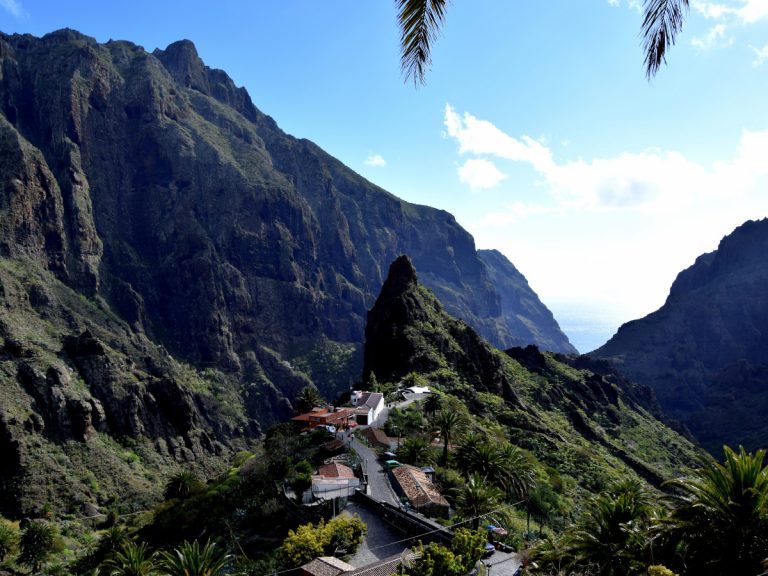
[642,0,690,78]
[397,0,449,85]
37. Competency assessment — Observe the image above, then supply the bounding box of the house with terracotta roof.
[341,551,421,576]
[359,427,394,450]
[350,391,384,425]
[310,461,360,502]
[301,556,355,576]
[291,406,356,431]
[391,465,450,518]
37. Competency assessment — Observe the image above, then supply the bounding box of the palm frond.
[397,0,449,85]
[642,0,689,78]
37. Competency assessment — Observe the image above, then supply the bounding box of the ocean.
[547,300,637,355]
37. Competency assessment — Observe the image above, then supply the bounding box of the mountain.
[591,219,768,453]
[477,249,576,354]
[0,29,572,515]
[364,255,704,491]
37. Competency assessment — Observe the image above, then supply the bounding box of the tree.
[449,528,486,572]
[17,519,56,573]
[103,541,156,576]
[396,0,690,85]
[399,437,433,466]
[277,516,367,568]
[434,409,465,465]
[455,473,503,529]
[551,479,654,575]
[158,540,230,576]
[455,438,536,503]
[295,385,325,414]
[324,515,367,554]
[659,445,768,575]
[164,470,204,500]
[277,522,324,568]
[403,542,464,576]
[422,392,442,419]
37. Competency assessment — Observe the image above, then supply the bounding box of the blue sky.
[2,1,767,350]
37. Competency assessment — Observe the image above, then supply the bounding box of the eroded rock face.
[0,29,574,514]
[592,219,768,453]
[363,256,516,402]
[0,29,572,388]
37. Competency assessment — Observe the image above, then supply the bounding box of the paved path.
[350,435,400,505]
[483,550,523,576]
[342,501,409,567]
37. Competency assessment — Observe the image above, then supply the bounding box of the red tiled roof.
[302,556,355,576]
[392,465,449,509]
[343,551,421,576]
[318,462,355,479]
[360,427,391,448]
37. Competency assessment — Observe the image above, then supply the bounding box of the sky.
[1,0,767,351]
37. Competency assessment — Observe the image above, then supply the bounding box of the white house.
[351,391,384,425]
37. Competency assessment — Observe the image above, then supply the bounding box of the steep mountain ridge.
[364,256,704,492]
[0,29,572,514]
[478,249,576,354]
[592,219,768,452]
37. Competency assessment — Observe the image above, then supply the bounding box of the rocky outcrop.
[592,219,768,453]
[363,256,516,402]
[0,29,573,515]
[0,29,572,393]
[363,256,704,489]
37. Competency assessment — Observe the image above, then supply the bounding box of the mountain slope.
[0,29,571,514]
[0,29,572,390]
[364,256,704,492]
[477,249,576,354]
[592,219,768,452]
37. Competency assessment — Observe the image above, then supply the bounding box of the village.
[286,385,523,576]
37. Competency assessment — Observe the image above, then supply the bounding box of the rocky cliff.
[363,255,704,490]
[477,249,576,354]
[0,29,572,514]
[592,219,768,453]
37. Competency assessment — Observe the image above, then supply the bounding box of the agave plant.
[103,541,157,576]
[157,540,230,576]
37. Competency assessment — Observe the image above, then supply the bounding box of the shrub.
[0,520,18,562]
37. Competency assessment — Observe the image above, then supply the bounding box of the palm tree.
[294,385,324,414]
[158,540,230,576]
[455,473,503,529]
[398,437,433,466]
[455,438,536,502]
[396,0,689,84]
[434,409,465,465]
[556,479,654,576]
[422,393,442,419]
[103,541,156,576]
[164,470,203,500]
[659,445,768,575]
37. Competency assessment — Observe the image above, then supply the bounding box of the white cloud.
[693,1,736,18]
[692,23,732,50]
[693,0,768,23]
[444,104,554,173]
[448,105,768,318]
[364,153,387,167]
[738,0,768,23]
[457,158,508,189]
[0,0,25,17]
[752,42,768,65]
